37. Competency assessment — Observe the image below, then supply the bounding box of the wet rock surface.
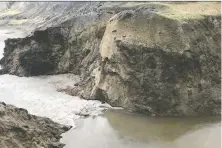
[0,102,72,148]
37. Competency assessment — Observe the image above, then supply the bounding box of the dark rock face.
[98,41,220,116]
[0,2,115,76]
[0,102,71,148]
[0,2,221,116]
[1,27,69,76]
[91,9,221,116]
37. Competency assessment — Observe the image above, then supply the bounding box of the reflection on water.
[61,109,221,148]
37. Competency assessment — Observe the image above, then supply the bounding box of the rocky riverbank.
[0,2,221,116]
[0,102,72,148]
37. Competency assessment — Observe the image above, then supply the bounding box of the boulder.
[90,7,221,116]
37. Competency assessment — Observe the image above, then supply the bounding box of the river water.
[61,110,221,148]
[0,32,111,126]
[0,32,221,148]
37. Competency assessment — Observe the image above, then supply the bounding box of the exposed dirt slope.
[0,102,71,148]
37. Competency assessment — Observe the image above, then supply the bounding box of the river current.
[0,31,221,148]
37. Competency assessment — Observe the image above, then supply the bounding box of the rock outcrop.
[0,27,69,76]
[90,9,221,116]
[0,2,221,116]
[0,102,72,148]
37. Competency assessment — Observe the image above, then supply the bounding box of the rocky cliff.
[0,102,71,148]
[0,2,221,116]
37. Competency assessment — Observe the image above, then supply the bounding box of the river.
[61,110,220,148]
[0,35,111,126]
[0,32,221,148]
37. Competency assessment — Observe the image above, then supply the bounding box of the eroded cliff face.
[0,2,221,116]
[0,27,70,76]
[0,102,71,148]
[91,9,221,116]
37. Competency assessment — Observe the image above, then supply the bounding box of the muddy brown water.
[61,109,221,148]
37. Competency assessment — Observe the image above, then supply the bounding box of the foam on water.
[0,74,111,126]
[0,29,220,148]
[0,38,111,127]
